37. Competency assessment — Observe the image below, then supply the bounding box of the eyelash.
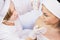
[43,13,49,17]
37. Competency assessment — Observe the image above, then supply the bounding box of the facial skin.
[9,1,18,21]
[41,4,59,25]
[2,1,18,26]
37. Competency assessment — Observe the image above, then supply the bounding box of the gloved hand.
[33,25,47,35]
[28,25,47,40]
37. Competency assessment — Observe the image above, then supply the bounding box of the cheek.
[12,14,18,20]
[10,13,18,21]
[44,17,51,22]
[51,17,59,24]
[13,11,18,20]
[45,17,59,24]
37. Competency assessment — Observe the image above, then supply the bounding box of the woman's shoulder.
[0,21,15,31]
[0,23,13,34]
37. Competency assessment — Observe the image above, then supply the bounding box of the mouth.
[43,20,46,22]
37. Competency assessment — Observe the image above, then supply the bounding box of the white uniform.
[20,10,41,29]
[12,0,42,29]
[0,18,27,40]
[0,14,31,40]
[0,0,22,40]
[0,22,21,40]
[0,0,33,40]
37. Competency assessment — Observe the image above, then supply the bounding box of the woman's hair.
[3,9,13,21]
[2,0,15,26]
[3,0,14,21]
[57,20,60,29]
[2,8,13,25]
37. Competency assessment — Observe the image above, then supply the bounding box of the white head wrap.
[11,0,32,15]
[42,0,60,18]
[0,0,10,23]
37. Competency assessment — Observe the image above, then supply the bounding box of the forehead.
[42,4,49,13]
[42,4,54,15]
[42,4,48,11]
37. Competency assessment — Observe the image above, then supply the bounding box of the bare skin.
[2,0,18,26]
[26,4,60,40]
[41,4,60,40]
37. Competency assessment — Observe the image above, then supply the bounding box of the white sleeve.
[15,17,23,31]
[29,30,37,40]
[0,24,20,40]
[28,25,47,40]
[19,10,41,29]
[28,30,37,40]
[14,17,23,36]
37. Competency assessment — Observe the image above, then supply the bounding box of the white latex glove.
[33,25,47,35]
[28,30,37,40]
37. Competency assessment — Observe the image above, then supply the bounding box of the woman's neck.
[47,24,60,34]
[52,22,60,30]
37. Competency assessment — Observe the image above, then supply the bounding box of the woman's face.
[41,4,59,25]
[9,11,18,21]
[9,1,18,21]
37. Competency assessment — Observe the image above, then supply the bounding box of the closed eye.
[43,13,49,17]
